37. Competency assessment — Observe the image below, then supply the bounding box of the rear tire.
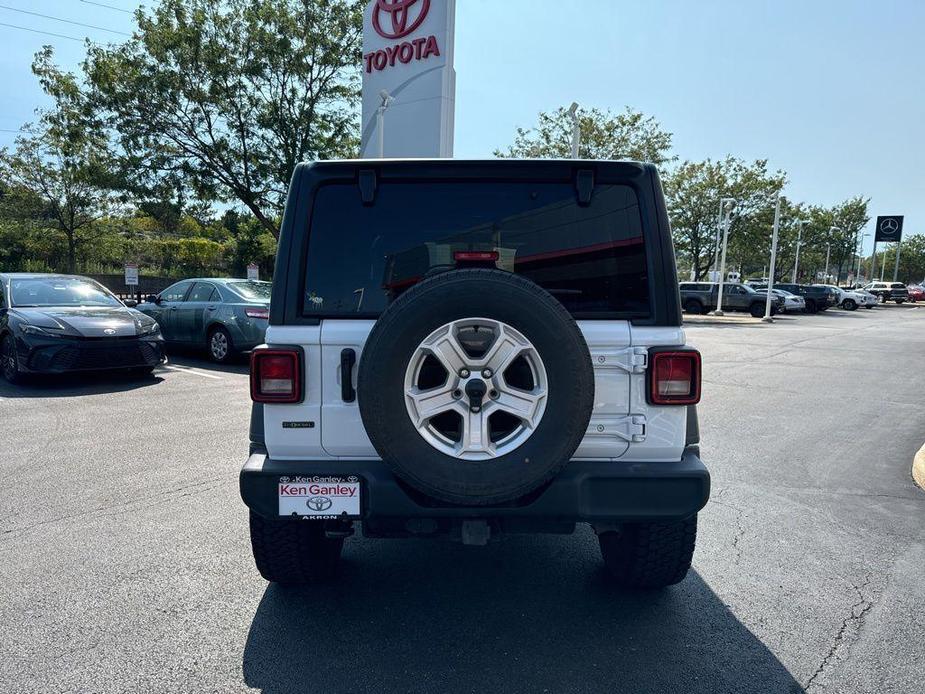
[599,516,697,589]
[895,299,905,304]
[805,299,818,314]
[208,326,234,363]
[749,303,764,318]
[249,512,344,585]
[684,299,703,315]
[843,299,857,311]
[0,334,24,385]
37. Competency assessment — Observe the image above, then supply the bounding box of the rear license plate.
[278,475,361,519]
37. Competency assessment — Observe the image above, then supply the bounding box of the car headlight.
[138,321,161,336]
[19,323,68,338]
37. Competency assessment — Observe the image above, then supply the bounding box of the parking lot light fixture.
[763,195,782,322]
[711,198,736,316]
[377,90,394,158]
[826,227,840,283]
[856,233,869,284]
[791,219,809,283]
[568,102,580,159]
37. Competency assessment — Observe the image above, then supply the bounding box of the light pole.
[791,219,809,283]
[826,226,841,283]
[712,197,735,280]
[377,90,394,158]
[568,102,580,159]
[763,195,783,322]
[855,233,869,285]
[711,198,735,316]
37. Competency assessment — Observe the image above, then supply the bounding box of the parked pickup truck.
[679,282,782,317]
[749,283,837,313]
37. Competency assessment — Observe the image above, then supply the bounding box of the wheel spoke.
[422,326,468,376]
[479,325,526,374]
[458,406,494,457]
[489,388,545,427]
[405,386,458,427]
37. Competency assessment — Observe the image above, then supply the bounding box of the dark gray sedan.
[137,278,271,362]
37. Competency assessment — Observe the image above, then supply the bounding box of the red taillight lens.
[454,250,499,263]
[649,351,701,405]
[251,348,302,403]
[245,307,269,319]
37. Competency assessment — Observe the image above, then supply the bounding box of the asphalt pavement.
[1,307,923,693]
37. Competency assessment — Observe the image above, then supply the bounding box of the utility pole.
[568,102,580,159]
[712,197,735,279]
[763,196,782,322]
[792,219,808,283]
[893,241,902,282]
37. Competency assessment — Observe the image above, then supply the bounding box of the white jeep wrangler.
[240,159,709,588]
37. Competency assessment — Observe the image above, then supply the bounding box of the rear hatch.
[263,162,686,463]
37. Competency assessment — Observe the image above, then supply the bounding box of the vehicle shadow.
[241,534,802,694]
[163,348,250,375]
[0,369,163,398]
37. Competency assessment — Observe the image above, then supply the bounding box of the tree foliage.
[84,0,364,237]
[495,106,674,167]
[0,48,116,273]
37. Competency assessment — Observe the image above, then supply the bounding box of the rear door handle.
[206,306,216,311]
[340,348,356,403]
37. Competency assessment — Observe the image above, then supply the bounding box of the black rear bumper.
[240,447,710,525]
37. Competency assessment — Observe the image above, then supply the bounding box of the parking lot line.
[161,365,223,380]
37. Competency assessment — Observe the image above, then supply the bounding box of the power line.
[79,0,135,14]
[0,4,130,35]
[0,20,85,42]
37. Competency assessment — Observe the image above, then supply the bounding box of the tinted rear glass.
[302,182,649,318]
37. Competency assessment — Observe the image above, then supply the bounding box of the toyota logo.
[373,0,431,39]
[306,496,333,512]
[103,328,116,335]
[880,218,899,235]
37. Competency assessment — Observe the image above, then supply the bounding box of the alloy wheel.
[403,318,548,461]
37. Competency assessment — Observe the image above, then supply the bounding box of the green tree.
[664,157,786,280]
[873,235,925,284]
[495,106,674,167]
[0,49,115,273]
[84,0,364,238]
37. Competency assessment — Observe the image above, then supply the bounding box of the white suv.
[240,160,709,589]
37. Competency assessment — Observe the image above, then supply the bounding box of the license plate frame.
[277,475,362,520]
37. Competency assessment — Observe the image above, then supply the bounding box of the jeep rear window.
[302,181,649,318]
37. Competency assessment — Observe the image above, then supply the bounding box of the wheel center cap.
[464,378,488,413]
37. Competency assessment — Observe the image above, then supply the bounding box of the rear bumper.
[240,447,710,524]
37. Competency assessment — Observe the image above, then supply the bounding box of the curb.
[913,443,925,492]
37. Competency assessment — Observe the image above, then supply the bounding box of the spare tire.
[358,269,594,506]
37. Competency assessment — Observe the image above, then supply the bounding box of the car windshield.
[227,281,272,301]
[10,278,121,308]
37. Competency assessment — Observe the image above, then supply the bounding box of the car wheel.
[0,334,24,385]
[248,511,344,585]
[599,515,697,588]
[208,326,234,363]
[749,303,764,318]
[683,299,703,315]
[805,299,818,314]
[128,366,156,378]
[895,300,905,304]
[843,299,857,311]
[865,304,874,309]
[358,269,594,506]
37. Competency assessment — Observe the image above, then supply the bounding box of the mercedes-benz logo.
[306,496,333,512]
[373,0,431,40]
[880,218,899,234]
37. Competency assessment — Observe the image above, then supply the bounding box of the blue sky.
[2,0,923,254]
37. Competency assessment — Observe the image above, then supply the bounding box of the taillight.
[245,307,269,319]
[649,350,701,405]
[251,348,302,403]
